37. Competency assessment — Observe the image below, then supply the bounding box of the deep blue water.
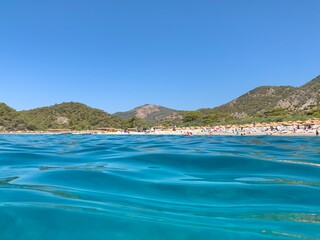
[0,134,319,240]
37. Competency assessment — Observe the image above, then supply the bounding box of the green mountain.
[177,75,320,126]
[114,104,182,123]
[0,102,124,131]
[0,103,17,128]
[201,75,320,117]
[201,86,296,116]
[19,102,123,131]
[0,75,319,131]
[279,75,320,111]
[0,103,27,131]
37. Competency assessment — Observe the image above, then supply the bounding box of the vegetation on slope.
[19,102,124,131]
[0,76,319,131]
[175,75,320,127]
[0,102,123,131]
[0,103,28,131]
[114,104,181,122]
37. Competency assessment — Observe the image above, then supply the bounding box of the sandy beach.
[1,121,319,136]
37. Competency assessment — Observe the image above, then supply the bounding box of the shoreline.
[1,122,319,137]
[0,131,318,137]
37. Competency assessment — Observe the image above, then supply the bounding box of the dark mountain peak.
[54,101,87,106]
[0,102,16,113]
[51,102,95,109]
[0,102,20,131]
[27,102,111,115]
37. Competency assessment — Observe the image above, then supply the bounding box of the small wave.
[0,135,319,239]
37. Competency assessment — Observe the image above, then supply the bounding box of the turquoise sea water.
[0,134,319,240]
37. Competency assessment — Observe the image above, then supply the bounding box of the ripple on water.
[0,135,319,240]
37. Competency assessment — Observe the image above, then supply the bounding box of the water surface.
[0,135,319,239]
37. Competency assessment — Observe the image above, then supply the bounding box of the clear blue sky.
[1,0,319,113]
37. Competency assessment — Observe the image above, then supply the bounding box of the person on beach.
[316,130,319,136]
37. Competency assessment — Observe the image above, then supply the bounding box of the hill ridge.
[0,75,319,130]
[114,104,180,122]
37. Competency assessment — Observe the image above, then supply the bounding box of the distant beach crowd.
[1,120,319,136]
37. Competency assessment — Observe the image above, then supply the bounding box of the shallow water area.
[0,134,319,239]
